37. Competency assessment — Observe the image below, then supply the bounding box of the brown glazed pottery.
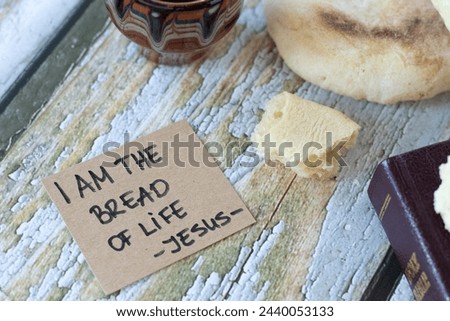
[105,0,243,63]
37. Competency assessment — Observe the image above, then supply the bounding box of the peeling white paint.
[16,206,62,246]
[82,64,187,161]
[0,289,8,300]
[77,253,85,265]
[183,221,284,301]
[59,113,74,130]
[8,168,25,182]
[390,276,414,301]
[90,73,107,91]
[54,147,73,169]
[56,243,79,273]
[30,266,63,300]
[123,42,140,61]
[173,2,267,136]
[225,145,261,185]
[191,256,205,273]
[11,194,31,213]
[62,280,84,301]
[26,240,80,300]
[0,204,65,294]
[58,264,80,288]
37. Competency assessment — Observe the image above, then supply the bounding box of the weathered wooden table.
[2,0,448,301]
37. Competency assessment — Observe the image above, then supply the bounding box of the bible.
[368,140,450,300]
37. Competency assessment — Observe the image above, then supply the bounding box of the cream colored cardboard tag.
[43,121,255,294]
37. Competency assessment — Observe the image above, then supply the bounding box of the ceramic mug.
[105,0,243,63]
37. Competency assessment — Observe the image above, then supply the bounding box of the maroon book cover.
[368,140,450,300]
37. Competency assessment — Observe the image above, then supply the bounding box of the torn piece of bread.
[432,0,450,32]
[252,92,360,179]
[264,0,450,104]
[434,156,450,232]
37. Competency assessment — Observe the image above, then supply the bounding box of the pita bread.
[252,92,360,179]
[432,0,450,32]
[264,0,450,104]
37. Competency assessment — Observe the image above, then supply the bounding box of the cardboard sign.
[43,121,255,294]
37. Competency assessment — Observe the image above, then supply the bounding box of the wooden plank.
[1,0,448,301]
[301,88,450,300]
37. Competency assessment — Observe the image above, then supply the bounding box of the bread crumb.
[252,92,360,179]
